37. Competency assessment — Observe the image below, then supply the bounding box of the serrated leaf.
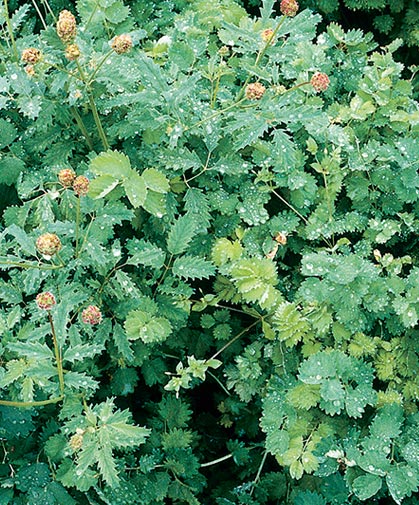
[386,465,419,504]
[105,422,150,448]
[142,168,170,193]
[126,239,166,269]
[125,310,172,343]
[0,119,17,149]
[142,189,166,217]
[123,172,147,208]
[90,150,132,179]
[97,445,119,487]
[63,343,104,364]
[7,342,53,361]
[5,224,36,256]
[167,215,196,255]
[295,491,326,505]
[352,474,382,500]
[172,255,215,280]
[88,174,120,199]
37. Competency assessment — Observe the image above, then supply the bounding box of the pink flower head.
[36,292,56,310]
[280,0,299,17]
[36,233,62,256]
[82,305,102,325]
[73,175,90,196]
[310,72,330,92]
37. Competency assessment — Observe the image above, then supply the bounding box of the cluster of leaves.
[1,0,419,503]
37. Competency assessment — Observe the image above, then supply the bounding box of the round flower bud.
[25,65,35,77]
[218,45,230,57]
[58,168,76,187]
[310,72,330,92]
[274,232,287,245]
[82,305,102,325]
[245,82,266,100]
[56,10,77,44]
[65,44,81,61]
[73,175,89,196]
[21,48,42,64]
[261,29,275,44]
[36,292,56,310]
[280,0,299,17]
[111,34,133,54]
[36,233,62,256]
[69,429,84,451]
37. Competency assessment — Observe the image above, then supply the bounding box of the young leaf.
[123,172,147,208]
[172,255,215,280]
[167,215,196,255]
[89,150,132,179]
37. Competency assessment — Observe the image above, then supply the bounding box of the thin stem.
[87,49,114,84]
[48,312,65,395]
[77,214,95,257]
[210,320,260,361]
[187,98,247,131]
[40,0,56,21]
[270,187,308,224]
[74,196,81,258]
[0,395,64,408]
[31,0,47,29]
[76,60,110,150]
[70,107,95,151]
[0,260,63,270]
[200,453,233,468]
[3,0,18,61]
[207,370,231,396]
[87,92,110,150]
[250,450,268,495]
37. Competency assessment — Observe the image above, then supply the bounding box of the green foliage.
[1,0,419,502]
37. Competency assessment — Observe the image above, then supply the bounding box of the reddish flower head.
[111,34,133,54]
[73,175,89,196]
[36,233,62,256]
[57,10,77,43]
[280,0,299,17]
[245,82,266,100]
[36,292,56,310]
[82,305,102,325]
[310,72,330,92]
[58,168,76,187]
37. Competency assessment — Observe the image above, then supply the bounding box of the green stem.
[236,16,287,101]
[87,92,110,150]
[30,0,47,29]
[40,0,56,22]
[70,107,95,151]
[87,49,114,84]
[48,312,65,395]
[207,370,231,396]
[210,320,259,361]
[250,450,268,495]
[201,453,233,468]
[74,196,81,258]
[3,0,18,61]
[76,60,110,150]
[188,98,247,131]
[0,396,64,408]
[0,261,63,270]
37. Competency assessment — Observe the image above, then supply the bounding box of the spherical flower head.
[111,34,133,54]
[280,0,299,17]
[57,10,77,44]
[245,82,266,100]
[58,168,76,187]
[65,44,81,61]
[25,65,35,77]
[73,175,89,196]
[21,48,42,64]
[82,305,102,325]
[36,233,62,256]
[69,429,84,451]
[310,72,330,92]
[218,45,230,57]
[36,292,56,310]
[261,29,275,44]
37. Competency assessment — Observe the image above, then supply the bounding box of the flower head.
[21,48,42,64]
[65,44,81,61]
[36,233,62,256]
[111,34,133,54]
[261,29,275,44]
[245,82,266,100]
[25,65,35,77]
[310,72,330,92]
[73,175,89,196]
[280,0,299,17]
[36,292,56,310]
[82,305,102,325]
[57,10,77,44]
[58,168,76,187]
